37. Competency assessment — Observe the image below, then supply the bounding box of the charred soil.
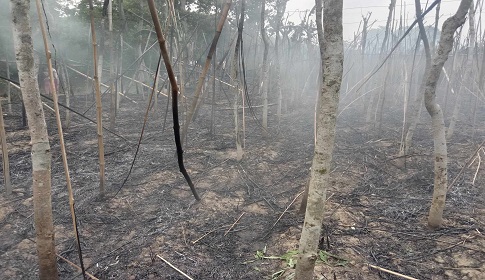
[0,91,484,280]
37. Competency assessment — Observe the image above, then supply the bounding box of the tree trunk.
[260,0,270,132]
[274,0,288,123]
[366,0,396,128]
[447,1,475,140]
[420,0,472,228]
[473,34,485,139]
[294,0,343,278]
[10,0,59,278]
[108,0,116,130]
[232,0,245,161]
[0,99,11,195]
[402,33,426,156]
[5,46,12,113]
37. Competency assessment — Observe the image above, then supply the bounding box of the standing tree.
[9,0,59,278]
[232,0,245,161]
[0,95,11,195]
[423,0,472,228]
[294,0,343,278]
[259,0,270,131]
[274,0,288,122]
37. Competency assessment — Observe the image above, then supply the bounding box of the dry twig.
[449,137,485,191]
[156,254,194,280]
[268,191,304,232]
[224,212,245,236]
[367,263,418,280]
[57,254,99,280]
[192,224,230,244]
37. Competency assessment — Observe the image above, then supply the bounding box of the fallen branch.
[156,255,194,280]
[192,224,230,244]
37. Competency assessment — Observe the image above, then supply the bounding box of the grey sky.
[286,0,464,40]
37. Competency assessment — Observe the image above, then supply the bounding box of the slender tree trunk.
[0,99,11,195]
[473,38,485,139]
[117,34,123,109]
[402,34,426,156]
[232,0,245,161]
[260,0,270,132]
[432,2,441,51]
[274,0,288,123]
[108,0,116,130]
[366,0,396,128]
[5,47,12,113]
[421,0,472,228]
[294,0,343,278]
[447,1,475,140]
[10,0,59,278]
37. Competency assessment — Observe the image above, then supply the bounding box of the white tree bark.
[423,0,472,228]
[9,0,58,278]
[294,0,343,278]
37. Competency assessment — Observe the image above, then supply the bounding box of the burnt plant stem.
[147,0,200,201]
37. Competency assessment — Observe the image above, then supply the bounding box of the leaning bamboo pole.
[180,0,232,144]
[66,66,140,103]
[34,0,85,277]
[88,0,106,197]
[147,0,200,201]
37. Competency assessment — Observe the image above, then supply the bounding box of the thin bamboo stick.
[368,264,419,280]
[156,255,194,280]
[88,0,106,197]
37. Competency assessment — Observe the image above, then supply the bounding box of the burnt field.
[0,89,484,279]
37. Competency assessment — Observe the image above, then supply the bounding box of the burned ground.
[0,89,484,280]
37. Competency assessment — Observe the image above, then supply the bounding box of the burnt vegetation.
[0,0,484,279]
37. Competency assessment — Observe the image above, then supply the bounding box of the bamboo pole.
[0,100,11,195]
[88,0,106,197]
[180,0,232,144]
[34,0,86,277]
[65,65,142,102]
[59,62,71,128]
[147,0,200,201]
